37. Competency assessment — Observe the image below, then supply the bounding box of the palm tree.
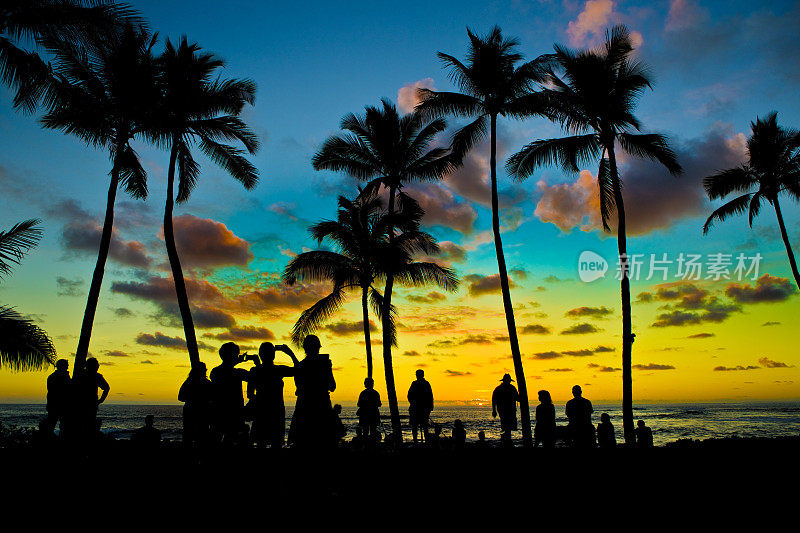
[0,219,57,371]
[506,25,682,445]
[415,26,550,447]
[312,99,456,440]
[40,23,160,376]
[1,0,141,113]
[284,193,458,379]
[155,37,259,368]
[703,112,800,289]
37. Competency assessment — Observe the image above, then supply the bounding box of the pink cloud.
[398,78,435,113]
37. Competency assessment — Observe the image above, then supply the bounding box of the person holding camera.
[247,342,298,448]
[288,335,336,449]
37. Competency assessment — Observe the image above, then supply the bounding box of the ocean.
[3,401,800,446]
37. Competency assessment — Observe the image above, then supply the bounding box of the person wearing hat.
[492,373,520,446]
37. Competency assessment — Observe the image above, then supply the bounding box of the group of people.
[178,335,341,449]
[44,334,656,449]
[492,377,654,448]
[43,357,110,445]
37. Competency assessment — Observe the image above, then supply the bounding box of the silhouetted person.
[132,415,161,449]
[73,357,109,444]
[179,362,214,448]
[477,430,487,448]
[565,385,594,448]
[407,369,433,443]
[636,420,654,448]
[534,389,556,448]
[452,419,466,449]
[357,377,381,442]
[597,413,616,448]
[210,342,251,446]
[429,423,443,450]
[289,335,336,448]
[332,403,346,445]
[492,373,519,446]
[45,359,71,435]
[247,342,297,448]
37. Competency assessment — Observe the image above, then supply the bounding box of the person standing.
[534,389,556,448]
[210,342,251,446]
[247,342,297,448]
[492,373,520,446]
[407,369,434,443]
[565,385,594,448]
[289,335,336,448]
[178,362,214,448]
[45,359,71,435]
[357,377,381,442]
[73,357,109,444]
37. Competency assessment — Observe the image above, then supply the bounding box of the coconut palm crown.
[506,25,682,445]
[703,112,800,289]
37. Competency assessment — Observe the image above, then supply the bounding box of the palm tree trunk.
[382,185,402,442]
[490,114,532,448]
[362,285,373,379]
[73,150,121,377]
[773,197,800,290]
[608,145,635,446]
[164,142,201,367]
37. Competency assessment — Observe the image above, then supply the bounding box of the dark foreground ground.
[2,436,798,519]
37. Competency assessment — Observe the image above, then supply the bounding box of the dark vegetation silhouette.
[155,37,259,367]
[40,23,160,378]
[416,26,552,447]
[507,26,682,445]
[0,219,56,371]
[312,102,458,441]
[1,0,142,113]
[703,112,800,290]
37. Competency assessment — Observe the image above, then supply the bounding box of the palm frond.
[0,306,57,372]
[702,193,753,234]
[369,287,397,347]
[0,219,43,278]
[290,286,347,346]
[617,133,682,175]
[506,134,601,179]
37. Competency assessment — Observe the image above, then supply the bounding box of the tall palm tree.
[506,25,682,445]
[155,37,259,368]
[284,193,458,379]
[40,23,160,376]
[0,219,57,371]
[703,112,800,289]
[415,26,550,447]
[312,99,456,440]
[1,0,142,113]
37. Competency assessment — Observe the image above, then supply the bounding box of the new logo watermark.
[578,251,608,282]
[577,251,763,283]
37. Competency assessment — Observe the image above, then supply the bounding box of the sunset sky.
[1,0,799,405]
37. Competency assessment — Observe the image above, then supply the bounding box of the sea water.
[2,402,800,446]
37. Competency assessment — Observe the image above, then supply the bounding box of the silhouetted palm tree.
[312,99,456,440]
[155,37,258,367]
[1,0,141,113]
[0,219,56,371]
[507,25,682,445]
[40,23,160,376]
[416,26,550,447]
[703,112,800,289]
[284,193,458,379]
